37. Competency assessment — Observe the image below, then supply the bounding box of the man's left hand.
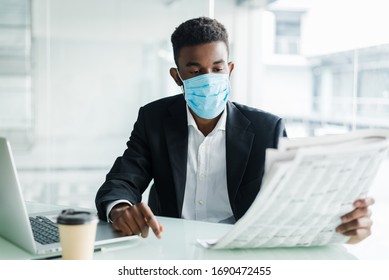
[336,198,374,244]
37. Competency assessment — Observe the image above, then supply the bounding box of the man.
[95,17,373,244]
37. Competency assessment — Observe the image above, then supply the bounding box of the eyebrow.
[185,59,225,67]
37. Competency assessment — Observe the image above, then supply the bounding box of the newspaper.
[198,129,389,249]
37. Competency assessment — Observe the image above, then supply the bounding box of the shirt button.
[198,200,203,205]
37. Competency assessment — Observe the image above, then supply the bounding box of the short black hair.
[171,17,229,66]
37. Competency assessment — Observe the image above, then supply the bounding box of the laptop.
[0,137,137,258]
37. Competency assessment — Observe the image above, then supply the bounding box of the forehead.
[177,41,228,67]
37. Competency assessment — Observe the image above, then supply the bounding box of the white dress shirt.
[181,106,235,224]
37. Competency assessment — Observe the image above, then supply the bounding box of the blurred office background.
[0,0,388,210]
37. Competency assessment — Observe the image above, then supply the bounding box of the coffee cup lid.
[57,209,98,225]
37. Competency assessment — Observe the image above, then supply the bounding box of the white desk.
[0,202,388,260]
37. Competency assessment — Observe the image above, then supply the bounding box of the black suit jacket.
[95,94,286,221]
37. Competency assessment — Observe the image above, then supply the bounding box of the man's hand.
[109,202,163,239]
[336,198,374,244]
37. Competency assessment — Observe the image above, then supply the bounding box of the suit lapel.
[164,96,188,217]
[226,101,254,211]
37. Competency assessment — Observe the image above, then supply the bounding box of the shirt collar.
[186,105,227,132]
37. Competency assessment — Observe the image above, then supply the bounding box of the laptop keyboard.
[29,216,60,245]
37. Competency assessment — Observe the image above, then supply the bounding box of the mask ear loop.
[177,70,185,94]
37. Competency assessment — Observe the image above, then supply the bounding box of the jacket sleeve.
[273,118,287,148]
[95,106,153,220]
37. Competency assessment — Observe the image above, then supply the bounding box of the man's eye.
[190,70,199,74]
[214,68,224,72]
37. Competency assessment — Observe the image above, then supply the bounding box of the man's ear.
[170,68,183,86]
[228,62,235,77]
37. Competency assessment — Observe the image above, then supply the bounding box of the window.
[310,45,389,130]
[274,11,302,55]
[0,0,32,146]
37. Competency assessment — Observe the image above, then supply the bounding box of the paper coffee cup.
[57,209,98,260]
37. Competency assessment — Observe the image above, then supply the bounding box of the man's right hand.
[109,202,163,239]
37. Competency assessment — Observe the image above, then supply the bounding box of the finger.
[114,206,144,236]
[345,228,372,244]
[112,221,121,232]
[353,197,375,208]
[336,216,373,234]
[110,203,131,222]
[113,215,133,236]
[129,204,150,238]
[341,207,370,223]
[138,203,163,239]
[122,206,143,235]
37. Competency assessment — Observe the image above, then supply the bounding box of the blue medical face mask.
[179,72,231,119]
